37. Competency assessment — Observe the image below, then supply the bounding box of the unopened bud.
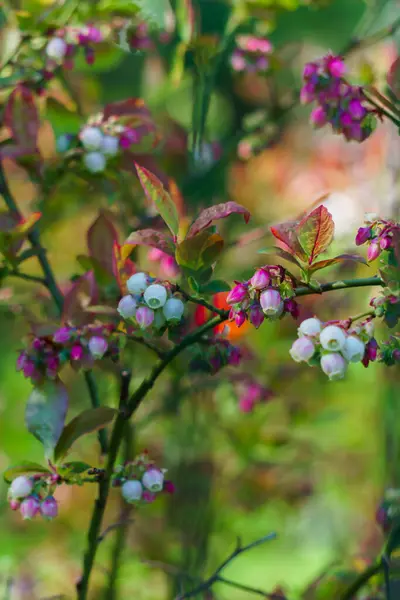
[227,283,248,304]
[367,241,381,262]
[342,335,365,363]
[289,337,315,363]
[83,151,106,173]
[40,496,58,520]
[46,37,68,60]
[249,304,264,328]
[9,476,33,500]
[20,496,40,520]
[126,272,149,295]
[298,317,322,337]
[80,127,104,151]
[142,468,164,492]
[355,226,371,246]
[101,135,120,156]
[136,306,154,329]
[250,268,270,290]
[117,295,137,319]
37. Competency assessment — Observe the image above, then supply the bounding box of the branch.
[126,335,167,359]
[6,270,46,285]
[175,285,227,318]
[176,533,277,600]
[339,562,382,600]
[0,161,107,453]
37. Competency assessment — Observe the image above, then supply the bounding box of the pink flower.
[260,288,284,318]
[9,499,20,511]
[228,346,242,366]
[234,311,246,327]
[163,480,175,494]
[303,62,318,79]
[348,99,366,120]
[88,336,108,359]
[226,283,248,304]
[53,327,71,343]
[136,306,155,329]
[367,241,381,261]
[16,352,27,371]
[239,396,256,413]
[249,304,264,329]
[40,496,58,520]
[142,491,156,503]
[300,83,316,104]
[23,360,36,378]
[20,496,40,520]
[355,226,371,246]
[70,344,84,360]
[250,268,270,290]
[326,55,346,78]
[310,106,327,128]
[380,236,392,250]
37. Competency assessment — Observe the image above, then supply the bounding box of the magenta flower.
[367,241,381,261]
[53,327,71,343]
[40,496,58,520]
[227,283,248,305]
[20,496,40,520]
[249,304,264,329]
[355,226,371,246]
[70,344,84,361]
[250,268,270,290]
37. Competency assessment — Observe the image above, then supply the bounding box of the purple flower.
[228,346,242,366]
[40,496,58,520]
[355,226,371,246]
[310,106,327,128]
[70,344,83,361]
[234,311,246,328]
[326,55,346,78]
[249,304,264,329]
[348,99,366,120]
[367,241,381,261]
[53,327,71,343]
[226,283,248,305]
[20,496,40,520]
[250,268,270,290]
[88,336,108,359]
[380,236,392,250]
[260,288,284,318]
[136,306,155,329]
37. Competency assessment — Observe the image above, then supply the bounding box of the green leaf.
[58,461,92,476]
[199,279,231,294]
[3,462,51,484]
[175,231,224,271]
[135,164,179,236]
[296,205,335,265]
[54,407,117,462]
[188,275,200,293]
[25,380,69,458]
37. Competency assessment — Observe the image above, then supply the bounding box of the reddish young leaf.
[270,221,308,262]
[258,245,302,267]
[112,241,136,293]
[135,164,180,236]
[125,229,175,256]
[87,211,119,277]
[187,202,250,238]
[175,231,224,271]
[309,253,367,273]
[296,205,335,264]
[4,85,40,155]
[61,272,98,326]
[388,56,400,99]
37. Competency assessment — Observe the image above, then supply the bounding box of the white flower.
[117,295,137,319]
[101,135,120,156]
[144,284,168,309]
[88,336,108,359]
[9,476,33,499]
[289,337,315,363]
[121,480,143,503]
[80,127,104,151]
[320,353,347,381]
[319,325,346,351]
[259,288,284,318]
[83,152,106,173]
[163,298,184,322]
[298,317,322,337]
[364,321,375,338]
[142,468,164,492]
[126,272,149,295]
[342,335,365,363]
[46,37,68,60]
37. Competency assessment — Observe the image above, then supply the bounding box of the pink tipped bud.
[380,236,392,250]
[250,268,270,290]
[70,344,83,360]
[40,496,58,520]
[231,52,246,72]
[136,306,155,329]
[226,283,248,305]
[20,496,40,520]
[9,476,34,500]
[289,337,315,363]
[260,288,284,318]
[284,298,299,319]
[142,468,164,492]
[142,490,156,503]
[88,336,108,359]
[300,82,316,104]
[320,353,347,381]
[249,304,264,329]
[117,295,137,319]
[9,499,20,511]
[355,226,371,246]
[234,311,246,328]
[326,55,346,78]
[228,346,242,366]
[303,62,318,79]
[367,241,381,262]
[163,480,175,494]
[310,106,327,128]
[348,99,366,120]
[53,327,71,343]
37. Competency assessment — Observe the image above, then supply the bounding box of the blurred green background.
[1,0,399,598]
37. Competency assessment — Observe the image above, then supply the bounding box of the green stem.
[362,91,400,127]
[294,276,384,297]
[175,285,227,318]
[84,371,108,455]
[0,161,107,452]
[340,562,381,600]
[7,271,46,285]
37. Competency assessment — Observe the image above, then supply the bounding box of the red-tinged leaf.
[187,202,250,238]
[168,178,185,217]
[54,407,117,462]
[270,222,308,262]
[25,380,69,458]
[175,231,224,271]
[87,211,118,277]
[125,229,175,256]
[112,242,136,293]
[296,205,335,264]
[258,246,302,267]
[135,164,180,236]
[61,272,98,326]
[388,56,400,99]
[4,85,39,155]
[309,253,367,273]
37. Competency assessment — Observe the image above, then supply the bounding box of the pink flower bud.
[40,496,58,520]
[310,106,327,128]
[160,255,179,278]
[9,476,33,499]
[284,298,299,319]
[142,490,156,503]
[234,311,246,327]
[367,241,381,261]
[88,336,108,359]
[250,268,270,290]
[348,99,366,120]
[303,62,318,79]
[228,346,241,366]
[260,288,284,318]
[289,337,315,363]
[249,304,264,329]
[239,396,255,413]
[16,352,27,371]
[320,353,347,381]
[326,56,346,78]
[70,344,83,360]
[23,361,36,378]
[9,499,20,511]
[148,248,164,261]
[20,496,40,520]
[340,112,353,127]
[163,480,175,494]
[226,283,248,304]
[300,83,316,104]
[142,468,164,492]
[355,226,371,246]
[53,327,71,343]
[231,52,246,72]
[380,236,392,250]
[136,306,155,329]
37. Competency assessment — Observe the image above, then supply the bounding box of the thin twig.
[7,270,46,285]
[126,335,167,359]
[339,562,381,600]
[175,285,227,318]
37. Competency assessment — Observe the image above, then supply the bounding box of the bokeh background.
[1,0,400,598]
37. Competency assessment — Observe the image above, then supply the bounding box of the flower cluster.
[355,214,400,261]
[236,379,273,413]
[289,317,377,380]
[7,475,59,521]
[230,35,273,74]
[57,111,149,174]
[379,334,400,366]
[112,453,173,505]
[17,324,119,384]
[117,272,185,331]
[45,25,103,71]
[301,54,377,142]
[227,265,299,329]
[148,248,179,279]
[189,334,242,375]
